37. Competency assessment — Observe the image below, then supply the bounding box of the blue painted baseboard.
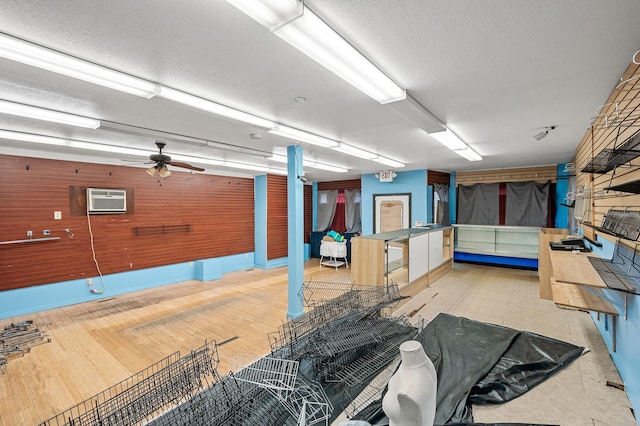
[0,252,256,320]
[454,251,538,269]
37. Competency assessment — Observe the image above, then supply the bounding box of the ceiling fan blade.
[166,161,205,172]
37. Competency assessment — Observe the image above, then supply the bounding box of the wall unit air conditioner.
[87,188,127,214]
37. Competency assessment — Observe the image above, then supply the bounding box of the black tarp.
[353,313,584,425]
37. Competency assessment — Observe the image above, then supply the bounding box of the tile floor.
[387,262,636,426]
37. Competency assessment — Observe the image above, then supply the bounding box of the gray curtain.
[457,183,500,225]
[345,189,362,233]
[505,181,549,227]
[434,183,450,226]
[315,190,338,231]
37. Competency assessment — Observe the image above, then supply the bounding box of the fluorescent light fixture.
[173,153,287,174]
[68,141,152,157]
[269,124,339,148]
[306,161,348,173]
[229,2,405,104]
[454,147,482,162]
[268,168,288,175]
[269,154,348,173]
[0,100,100,129]
[0,129,153,156]
[158,86,275,129]
[332,143,378,160]
[170,153,224,167]
[430,128,467,151]
[224,161,270,172]
[374,156,405,168]
[0,33,160,98]
[225,0,303,31]
[275,9,406,104]
[0,129,69,146]
[386,94,445,133]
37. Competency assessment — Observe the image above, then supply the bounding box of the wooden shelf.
[551,279,618,316]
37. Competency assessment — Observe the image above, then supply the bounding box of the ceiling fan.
[146,142,205,177]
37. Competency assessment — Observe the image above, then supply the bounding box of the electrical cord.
[86,199,105,294]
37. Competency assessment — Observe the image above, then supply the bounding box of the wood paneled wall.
[0,155,255,291]
[266,174,288,260]
[264,177,313,256]
[575,61,640,244]
[456,165,557,186]
[317,179,361,191]
[427,170,450,185]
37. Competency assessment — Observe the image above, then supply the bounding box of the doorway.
[374,194,411,233]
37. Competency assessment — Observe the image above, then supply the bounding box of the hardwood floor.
[0,261,351,425]
[1,261,635,425]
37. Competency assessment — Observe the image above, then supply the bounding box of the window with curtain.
[316,187,362,234]
[505,181,550,227]
[457,183,500,225]
[433,183,450,225]
[329,189,347,233]
[458,181,554,227]
[345,189,362,233]
[315,189,338,231]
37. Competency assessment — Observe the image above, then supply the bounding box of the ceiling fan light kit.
[146,164,171,178]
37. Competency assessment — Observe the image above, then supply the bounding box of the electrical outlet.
[87,278,93,286]
[54,211,62,220]
[26,230,33,238]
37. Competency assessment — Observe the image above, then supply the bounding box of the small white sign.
[379,170,394,182]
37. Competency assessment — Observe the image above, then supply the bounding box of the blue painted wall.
[254,174,267,269]
[426,185,433,224]
[286,145,305,318]
[450,172,457,224]
[586,238,640,418]
[0,252,255,320]
[555,163,570,229]
[361,170,427,235]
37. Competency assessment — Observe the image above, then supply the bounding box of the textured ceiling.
[0,0,639,180]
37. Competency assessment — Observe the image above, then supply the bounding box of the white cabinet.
[428,231,443,271]
[409,232,429,282]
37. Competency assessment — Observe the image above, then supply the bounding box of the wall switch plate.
[54,211,62,220]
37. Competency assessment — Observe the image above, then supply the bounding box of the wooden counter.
[538,228,568,299]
